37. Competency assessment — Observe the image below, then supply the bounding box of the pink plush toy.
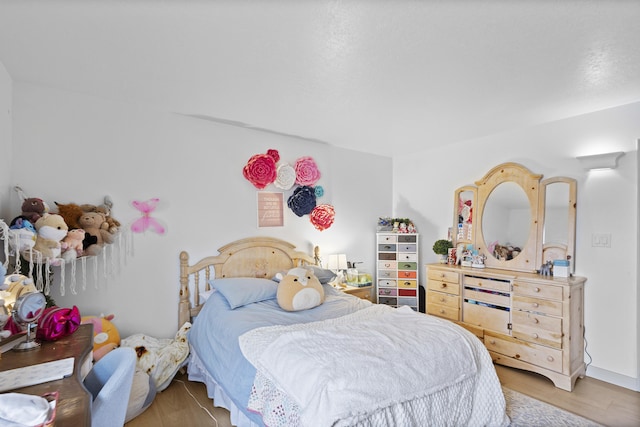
[61,228,86,261]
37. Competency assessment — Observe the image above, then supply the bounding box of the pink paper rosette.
[294,156,321,186]
[243,150,279,189]
[310,204,335,231]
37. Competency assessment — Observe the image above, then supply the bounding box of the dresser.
[376,232,419,311]
[426,263,586,391]
[0,324,94,426]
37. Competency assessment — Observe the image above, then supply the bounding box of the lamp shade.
[326,254,348,271]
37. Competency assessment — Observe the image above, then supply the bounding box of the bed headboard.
[178,236,316,329]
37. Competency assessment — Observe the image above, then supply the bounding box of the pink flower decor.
[310,204,335,231]
[294,156,321,186]
[266,149,280,163]
[243,151,279,189]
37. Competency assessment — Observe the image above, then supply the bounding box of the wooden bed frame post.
[179,251,191,329]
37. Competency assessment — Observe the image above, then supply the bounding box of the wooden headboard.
[178,236,316,329]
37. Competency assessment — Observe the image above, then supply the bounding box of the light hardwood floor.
[127,366,640,427]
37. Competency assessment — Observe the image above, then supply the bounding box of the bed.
[179,237,509,427]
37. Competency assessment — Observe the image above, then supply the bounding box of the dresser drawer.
[378,235,397,244]
[378,288,397,297]
[378,261,397,270]
[399,289,416,297]
[378,279,397,288]
[513,295,562,316]
[378,296,397,306]
[463,301,510,335]
[513,281,562,301]
[511,310,562,349]
[397,235,417,243]
[378,252,397,261]
[397,261,417,270]
[427,269,459,284]
[398,270,417,279]
[398,279,417,289]
[427,279,460,295]
[427,303,459,321]
[464,275,511,293]
[485,333,563,373]
[398,253,417,262]
[398,244,417,252]
[397,297,417,307]
[427,291,459,309]
[378,270,395,279]
[378,243,397,252]
[464,288,510,308]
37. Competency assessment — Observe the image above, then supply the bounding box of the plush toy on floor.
[81,314,121,362]
[277,267,325,311]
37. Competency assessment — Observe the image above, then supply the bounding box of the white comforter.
[239,305,508,427]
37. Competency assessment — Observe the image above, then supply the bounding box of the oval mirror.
[482,182,531,260]
[14,292,46,323]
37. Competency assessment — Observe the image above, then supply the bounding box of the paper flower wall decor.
[131,198,166,235]
[243,150,279,189]
[287,186,317,217]
[310,204,335,231]
[274,163,296,190]
[294,156,321,186]
[243,149,335,230]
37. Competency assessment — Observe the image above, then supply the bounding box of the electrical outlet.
[592,233,611,248]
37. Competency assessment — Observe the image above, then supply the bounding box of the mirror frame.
[475,163,541,272]
[538,176,577,274]
[454,162,577,273]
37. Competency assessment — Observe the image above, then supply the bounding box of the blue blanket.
[188,285,371,425]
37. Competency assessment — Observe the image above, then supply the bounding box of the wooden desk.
[0,323,93,426]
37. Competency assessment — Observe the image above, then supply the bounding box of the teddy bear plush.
[61,228,86,261]
[79,211,114,256]
[277,267,325,311]
[21,197,50,224]
[32,213,69,262]
[80,197,121,235]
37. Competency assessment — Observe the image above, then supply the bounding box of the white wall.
[0,61,11,220]
[8,82,392,338]
[394,102,639,389]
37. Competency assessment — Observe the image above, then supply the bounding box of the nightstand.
[340,284,374,302]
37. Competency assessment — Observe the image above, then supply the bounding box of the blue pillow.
[208,277,278,309]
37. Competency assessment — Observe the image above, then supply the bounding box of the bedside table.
[340,284,374,302]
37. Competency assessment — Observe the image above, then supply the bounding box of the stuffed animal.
[277,267,325,312]
[81,314,121,362]
[0,265,8,336]
[80,197,121,235]
[32,213,68,261]
[1,273,38,311]
[61,228,86,261]
[54,201,84,230]
[79,211,115,256]
[7,216,37,253]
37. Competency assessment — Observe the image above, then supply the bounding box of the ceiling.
[1,1,639,158]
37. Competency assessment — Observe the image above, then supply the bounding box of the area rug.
[504,386,603,427]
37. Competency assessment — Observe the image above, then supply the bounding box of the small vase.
[438,254,448,264]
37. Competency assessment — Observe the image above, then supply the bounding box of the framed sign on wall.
[257,192,284,227]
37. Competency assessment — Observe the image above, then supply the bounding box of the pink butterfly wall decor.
[131,198,166,235]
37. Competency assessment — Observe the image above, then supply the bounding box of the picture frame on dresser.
[426,162,586,392]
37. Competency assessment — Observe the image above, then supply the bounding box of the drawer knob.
[439,309,445,314]
[547,356,554,362]
[534,287,540,293]
[440,273,445,278]
[440,297,446,303]
[440,283,448,289]
[532,302,539,308]
[533,318,539,324]
[532,333,539,339]
[515,354,521,359]
[489,340,496,345]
